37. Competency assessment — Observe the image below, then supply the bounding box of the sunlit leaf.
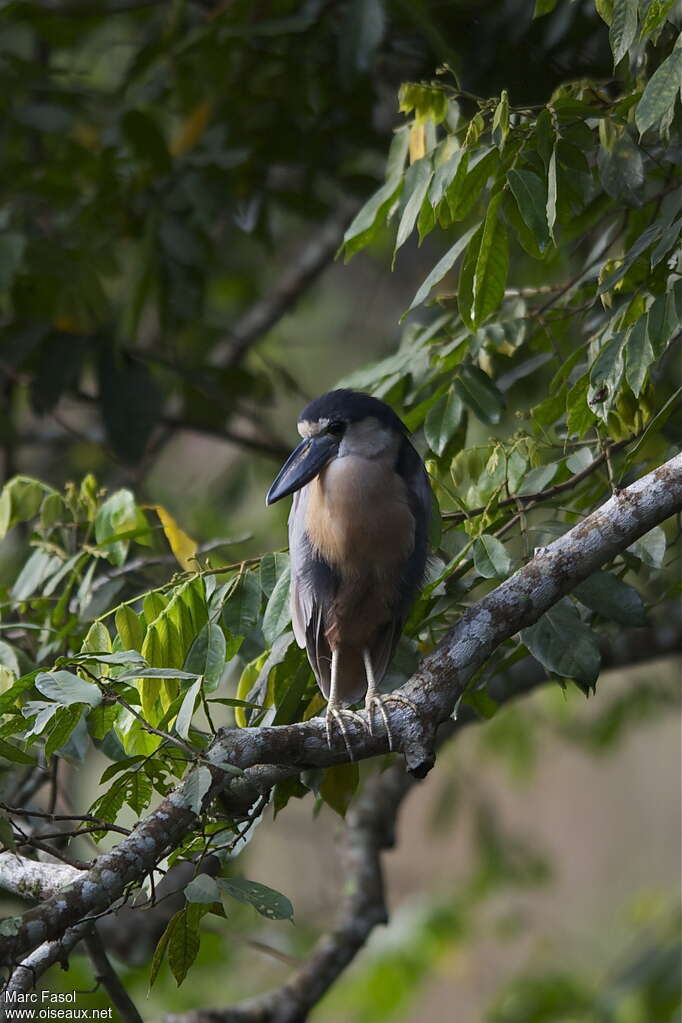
[154,506,199,572]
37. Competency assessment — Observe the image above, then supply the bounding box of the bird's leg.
[325,648,363,759]
[363,649,417,753]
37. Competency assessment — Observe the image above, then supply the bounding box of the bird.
[266,389,432,754]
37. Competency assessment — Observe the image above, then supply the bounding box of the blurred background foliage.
[0,0,680,1020]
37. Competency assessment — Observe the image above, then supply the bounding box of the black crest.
[299,389,408,434]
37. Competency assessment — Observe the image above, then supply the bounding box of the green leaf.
[0,488,10,541]
[319,761,360,818]
[185,623,226,692]
[98,350,163,466]
[599,134,644,202]
[405,222,479,314]
[150,914,173,989]
[11,549,61,601]
[454,365,505,425]
[588,334,624,421]
[398,82,449,123]
[624,317,653,396]
[573,572,647,626]
[449,148,498,221]
[218,878,294,921]
[262,565,292,645]
[0,233,26,291]
[627,526,666,568]
[185,873,220,904]
[175,679,201,740]
[546,147,557,240]
[521,599,601,691]
[167,903,204,987]
[635,39,682,135]
[0,641,20,677]
[640,0,676,40]
[122,108,171,174]
[609,0,638,65]
[424,387,463,457]
[394,158,433,260]
[646,288,679,358]
[473,534,511,579]
[507,169,551,253]
[566,374,597,438]
[339,0,385,77]
[492,90,510,148]
[0,737,35,765]
[45,706,83,759]
[95,489,139,567]
[518,463,559,495]
[76,649,146,667]
[471,192,509,325]
[121,668,199,681]
[180,765,212,814]
[0,810,16,852]
[259,552,290,598]
[342,176,403,260]
[222,572,261,641]
[533,0,559,15]
[35,670,102,708]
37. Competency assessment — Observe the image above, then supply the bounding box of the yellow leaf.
[154,506,198,571]
[171,101,212,157]
[409,122,426,163]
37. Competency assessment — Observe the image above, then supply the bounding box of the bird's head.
[265,389,407,505]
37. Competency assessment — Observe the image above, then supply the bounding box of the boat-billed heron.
[266,389,432,753]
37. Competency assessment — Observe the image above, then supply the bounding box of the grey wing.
[288,487,337,697]
[371,438,433,687]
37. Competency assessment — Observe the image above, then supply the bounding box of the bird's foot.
[365,692,418,753]
[325,704,364,760]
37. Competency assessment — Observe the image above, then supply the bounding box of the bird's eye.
[327,421,345,436]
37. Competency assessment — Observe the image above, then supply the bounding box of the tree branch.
[0,854,81,901]
[165,763,416,1023]
[84,928,144,1023]
[1,453,680,971]
[208,199,360,369]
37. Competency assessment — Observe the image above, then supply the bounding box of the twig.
[442,435,632,523]
[84,928,144,1023]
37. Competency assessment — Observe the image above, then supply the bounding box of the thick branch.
[1,453,680,970]
[3,922,91,997]
[0,854,81,901]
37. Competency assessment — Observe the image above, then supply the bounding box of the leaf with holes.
[218,878,294,921]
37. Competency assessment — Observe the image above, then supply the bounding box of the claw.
[364,692,418,753]
[325,705,363,760]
